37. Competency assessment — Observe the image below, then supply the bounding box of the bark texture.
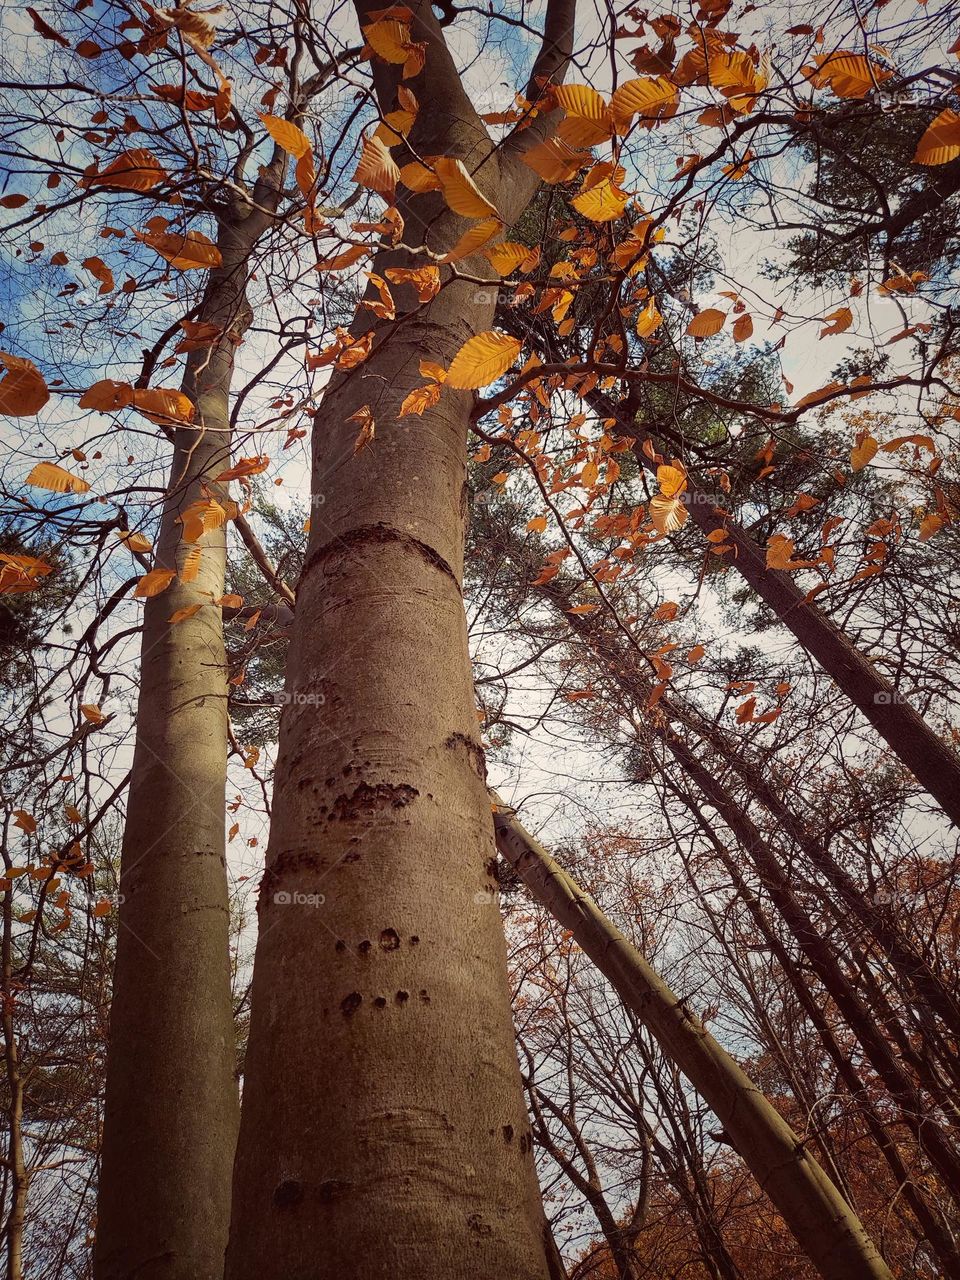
[225,4,573,1276]
[494,801,896,1280]
[94,217,265,1280]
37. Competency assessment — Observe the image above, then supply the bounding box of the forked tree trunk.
[94,212,274,1279]
[494,800,896,1280]
[225,4,572,1276]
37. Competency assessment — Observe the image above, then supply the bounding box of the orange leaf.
[850,435,878,472]
[438,217,503,265]
[398,381,442,417]
[117,530,153,554]
[657,463,687,497]
[686,308,725,338]
[352,134,400,197]
[650,495,687,534]
[765,533,796,570]
[384,264,440,302]
[571,170,629,222]
[348,405,376,454]
[135,568,176,598]
[215,455,270,481]
[610,75,677,125]
[483,242,534,276]
[446,332,521,389]
[132,388,195,426]
[26,461,90,494]
[913,109,960,166]
[803,52,893,99]
[820,306,852,337]
[0,352,49,417]
[80,380,133,411]
[82,148,167,191]
[431,156,500,219]
[169,603,203,624]
[919,512,944,540]
[732,313,753,342]
[259,113,311,159]
[635,299,663,338]
[581,459,599,488]
[553,83,613,147]
[13,810,36,833]
[134,228,221,271]
[82,256,115,294]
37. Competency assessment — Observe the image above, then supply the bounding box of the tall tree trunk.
[495,800,896,1280]
[225,4,573,1275]
[94,211,272,1280]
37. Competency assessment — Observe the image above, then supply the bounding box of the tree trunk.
[225,4,573,1275]
[94,217,264,1280]
[226,279,550,1280]
[677,477,960,828]
[494,800,896,1280]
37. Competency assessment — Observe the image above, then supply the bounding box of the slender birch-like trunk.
[94,204,279,1280]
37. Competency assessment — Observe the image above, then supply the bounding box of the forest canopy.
[1,0,959,1277]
